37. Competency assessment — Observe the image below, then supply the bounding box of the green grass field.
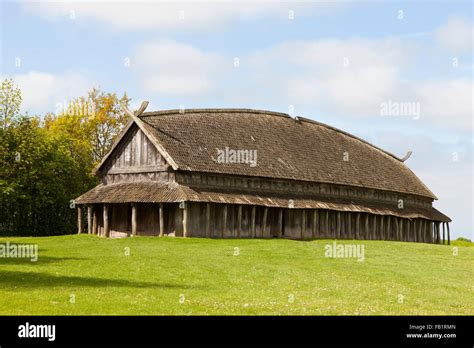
[0,235,472,315]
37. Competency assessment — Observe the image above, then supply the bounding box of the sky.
[1,0,473,239]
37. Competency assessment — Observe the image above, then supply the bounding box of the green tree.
[1,83,131,235]
[0,78,22,130]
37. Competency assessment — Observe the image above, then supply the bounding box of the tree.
[45,87,131,164]
[1,83,131,235]
[0,78,22,130]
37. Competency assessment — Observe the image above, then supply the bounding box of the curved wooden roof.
[126,108,437,199]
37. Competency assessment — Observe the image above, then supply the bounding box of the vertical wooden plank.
[251,206,256,238]
[400,218,405,242]
[159,203,164,236]
[442,222,446,245]
[222,205,227,238]
[77,206,83,234]
[380,215,384,240]
[365,214,369,240]
[336,212,341,239]
[355,213,361,239]
[262,207,268,238]
[373,215,377,240]
[417,219,421,242]
[278,208,283,238]
[205,203,211,238]
[301,210,306,240]
[87,206,92,234]
[237,205,242,238]
[312,210,317,239]
[436,222,440,244]
[386,216,391,240]
[92,206,98,235]
[131,203,137,236]
[183,202,189,238]
[407,219,411,242]
[447,222,450,245]
[103,204,110,237]
[325,210,329,238]
[423,220,428,243]
[394,217,399,241]
[136,128,142,165]
[347,213,352,239]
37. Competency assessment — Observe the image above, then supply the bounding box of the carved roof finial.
[400,151,412,162]
[121,100,149,118]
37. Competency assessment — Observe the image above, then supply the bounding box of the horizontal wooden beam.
[107,165,170,174]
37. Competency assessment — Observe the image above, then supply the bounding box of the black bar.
[0,316,472,346]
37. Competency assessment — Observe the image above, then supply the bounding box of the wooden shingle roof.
[121,108,436,199]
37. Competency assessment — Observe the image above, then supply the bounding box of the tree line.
[0,79,130,235]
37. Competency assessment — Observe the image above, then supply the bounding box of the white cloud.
[415,79,473,130]
[246,38,412,116]
[132,40,225,96]
[22,1,337,31]
[435,16,474,54]
[8,71,93,114]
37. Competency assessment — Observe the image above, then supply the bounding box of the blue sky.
[1,0,473,239]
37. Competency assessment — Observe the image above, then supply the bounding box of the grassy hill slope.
[0,235,472,315]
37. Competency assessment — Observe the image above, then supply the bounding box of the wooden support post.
[348,213,352,239]
[425,220,429,243]
[407,219,411,242]
[325,210,329,238]
[131,203,137,236]
[87,206,92,234]
[312,210,317,239]
[77,206,83,234]
[222,205,227,238]
[251,206,256,238]
[447,222,450,245]
[92,206,98,235]
[301,210,306,240]
[237,205,242,238]
[355,213,361,239]
[386,216,391,240]
[336,212,341,239]
[103,204,110,237]
[205,203,210,238]
[413,219,417,242]
[278,209,283,238]
[417,219,422,243]
[429,221,433,243]
[159,203,165,237]
[262,207,268,238]
[394,217,399,241]
[182,202,189,238]
[380,215,385,240]
[442,222,446,245]
[365,214,369,240]
[373,215,377,240]
[436,222,440,244]
[399,218,404,241]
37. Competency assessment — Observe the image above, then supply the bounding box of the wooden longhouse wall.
[100,124,174,185]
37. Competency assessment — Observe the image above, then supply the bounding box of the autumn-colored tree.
[1,80,131,235]
[45,88,131,165]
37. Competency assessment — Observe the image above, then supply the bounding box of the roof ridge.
[141,108,292,119]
